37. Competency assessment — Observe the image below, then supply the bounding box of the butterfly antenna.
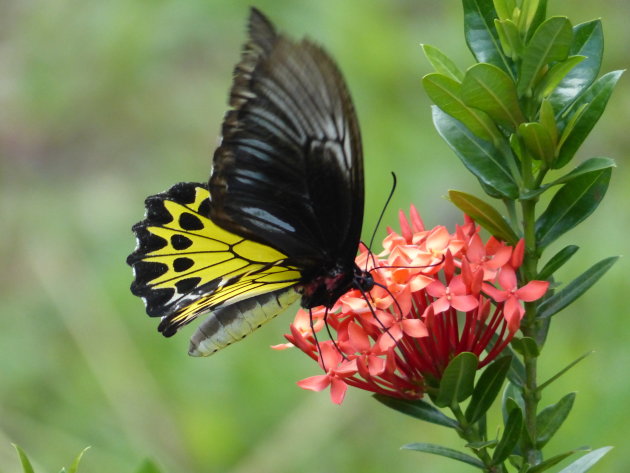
[323,307,348,360]
[309,308,327,372]
[355,283,398,346]
[363,172,398,272]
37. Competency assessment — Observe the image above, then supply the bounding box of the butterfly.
[127,8,374,357]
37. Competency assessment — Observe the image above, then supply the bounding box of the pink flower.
[482,265,549,332]
[282,206,549,404]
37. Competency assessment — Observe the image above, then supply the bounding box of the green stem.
[451,405,503,472]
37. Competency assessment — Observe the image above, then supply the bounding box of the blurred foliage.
[0,0,628,472]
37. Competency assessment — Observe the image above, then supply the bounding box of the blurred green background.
[1,0,628,472]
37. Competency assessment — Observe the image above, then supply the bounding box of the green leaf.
[435,352,478,408]
[538,245,579,280]
[373,394,458,428]
[536,56,586,100]
[466,439,498,450]
[538,256,619,319]
[524,0,548,40]
[12,445,36,473]
[449,190,519,243]
[402,443,485,469]
[538,351,593,392]
[423,73,500,143]
[501,383,525,423]
[465,356,512,423]
[557,446,613,473]
[492,407,523,464]
[68,447,90,473]
[528,447,590,473]
[535,167,612,248]
[134,460,164,473]
[549,20,604,113]
[518,122,555,164]
[539,98,558,144]
[506,347,526,387]
[555,70,624,168]
[495,19,523,58]
[536,393,576,448]
[518,17,573,97]
[433,107,519,198]
[518,0,540,32]
[421,44,465,81]
[521,156,615,200]
[510,337,540,357]
[492,0,515,21]
[462,63,524,130]
[463,0,512,74]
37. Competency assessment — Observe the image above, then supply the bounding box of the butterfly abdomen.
[188,287,300,356]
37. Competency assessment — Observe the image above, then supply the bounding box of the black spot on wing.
[175,277,202,293]
[179,212,204,231]
[173,257,195,272]
[197,198,211,217]
[171,234,193,250]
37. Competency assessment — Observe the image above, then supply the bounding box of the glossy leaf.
[373,394,458,428]
[433,107,519,198]
[538,245,579,280]
[518,122,555,163]
[539,98,558,144]
[524,0,548,40]
[462,63,524,129]
[465,355,512,423]
[506,347,526,387]
[492,0,515,21]
[556,70,624,168]
[12,445,35,473]
[492,407,523,464]
[537,55,586,100]
[538,256,619,319]
[495,19,523,58]
[449,190,519,243]
[528,447,590,473]
[423,73,500,142]
[520,156,614,200]
[402,443,485,469]
[510,337,540,357]
[435,352,478,407]
[552,157,616,186]
[549,20,604,113]
[537,393,576,448]
[518,17,573,97]
[535,167,611,248]
[557,446,613,473]
[501,383,525,423]
[422,44,465,81]
[463,0,512,74]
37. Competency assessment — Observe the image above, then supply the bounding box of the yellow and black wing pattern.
[128,9,374,357]
[127,182,302,353]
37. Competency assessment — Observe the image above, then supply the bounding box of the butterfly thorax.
[299,263,374,309]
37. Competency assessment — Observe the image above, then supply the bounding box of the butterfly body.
[128,8,369,356]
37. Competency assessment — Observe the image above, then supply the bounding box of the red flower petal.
[297,375,330,392]
[516,280,549,302]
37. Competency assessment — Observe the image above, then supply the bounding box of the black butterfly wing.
[209,8,364,274]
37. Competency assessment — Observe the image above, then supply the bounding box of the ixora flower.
[276,206,549,404]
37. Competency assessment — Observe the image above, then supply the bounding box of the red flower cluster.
[276,206,549,404]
